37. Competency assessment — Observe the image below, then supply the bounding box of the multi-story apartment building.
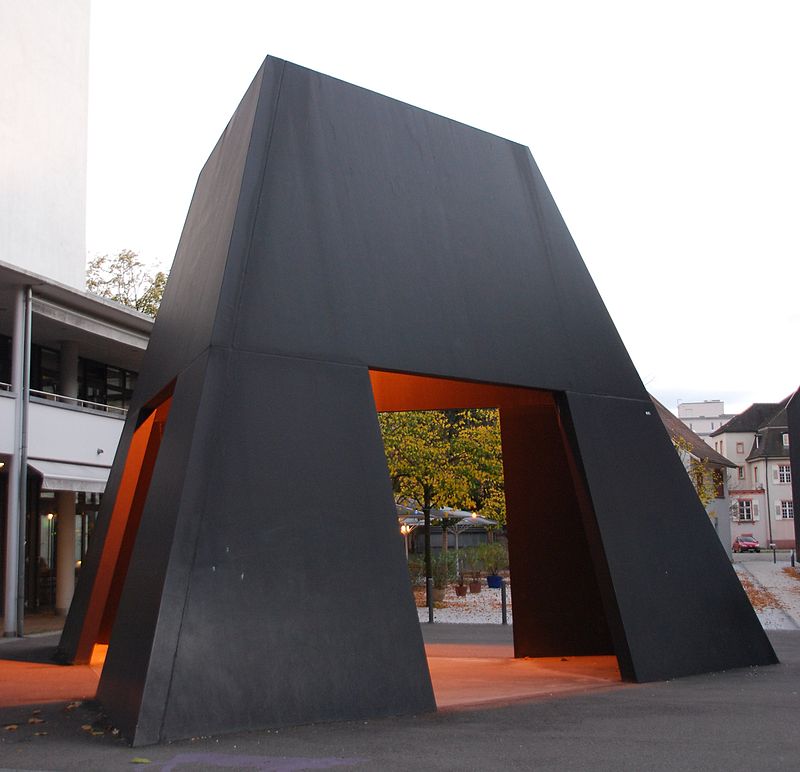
[710,400,794,549]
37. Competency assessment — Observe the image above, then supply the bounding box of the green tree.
[86,249,168,316]
[378,408,505,616]
[672,435,718,510]
[378,408,505,532]
[458,411,506,525]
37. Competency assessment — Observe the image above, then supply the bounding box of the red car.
[733,535,760,553]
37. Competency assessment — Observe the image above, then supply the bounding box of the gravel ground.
[416,583,512,624]
[417,559,800,629]
[735,559,800,630]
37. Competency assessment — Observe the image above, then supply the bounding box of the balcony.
[29,388,127,417]
[0,387,125,464]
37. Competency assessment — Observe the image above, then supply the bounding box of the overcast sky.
[85,0,799,414]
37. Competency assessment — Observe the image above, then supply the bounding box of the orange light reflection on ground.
[425,644,623,709]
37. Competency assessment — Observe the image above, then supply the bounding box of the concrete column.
[59,340,79,399]
[55,490,76,615]
[3,287,29,636]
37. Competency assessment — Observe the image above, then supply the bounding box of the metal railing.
[28,388,127,417]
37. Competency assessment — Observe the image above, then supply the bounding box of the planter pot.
[454,584,468,597]
[468,580,482,594]
[431,587,446,603]
[486,574,503,589]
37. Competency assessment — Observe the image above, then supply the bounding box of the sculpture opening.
[371,370,618,661]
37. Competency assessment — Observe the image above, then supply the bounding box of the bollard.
[792,550,796,568]
[771,543,777,564]
[427,577,434,624]
[500,580,508,625]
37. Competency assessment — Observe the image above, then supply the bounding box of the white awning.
[28,459,110,493]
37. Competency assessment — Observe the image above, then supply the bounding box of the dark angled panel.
[232,61,644,399]
[61,61,275,666]
[154,352,432,743]
[130,60,273,404]
[564,391,777,681]
[97,349,217,742]
[501,405,615,657]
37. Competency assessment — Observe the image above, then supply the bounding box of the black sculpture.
[59,57,776,745]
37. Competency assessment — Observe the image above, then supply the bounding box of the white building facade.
[0,0,90,289]
[1,1,154,635]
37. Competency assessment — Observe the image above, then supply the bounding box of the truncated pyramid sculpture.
[59,57,776,745]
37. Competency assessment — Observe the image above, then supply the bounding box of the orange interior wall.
[74,396,173,663]
[369,370,553,412]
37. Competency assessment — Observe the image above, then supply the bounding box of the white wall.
[0,394,123,465]
[678,401,726,419]
[0,0,90,288]
[28,400,123,465]
[0,393,14,453]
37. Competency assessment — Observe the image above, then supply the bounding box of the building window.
[713,469,724,499]
[736,442,744,454]
[737,500,753,521]
[0,334,11,385]
[784,433,790,448]
[780,500,794,519]
[755,435,761,448]
[711,422,715,430]
[754,466,759,483]
[77,357,138,410]
[738,466,745,480]
[30,344,60,394]
[778,465,791,484]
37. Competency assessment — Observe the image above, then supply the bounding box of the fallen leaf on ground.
[81,724,93,732]
[738,574,784,611]
[65,701,81,710]
[130,758,151,764]
[34,731,48,736]
[782,567,800,584]
[4,724,18,731]
[28,717,45,724]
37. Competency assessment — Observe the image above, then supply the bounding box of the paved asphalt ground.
[1,626,798,771]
